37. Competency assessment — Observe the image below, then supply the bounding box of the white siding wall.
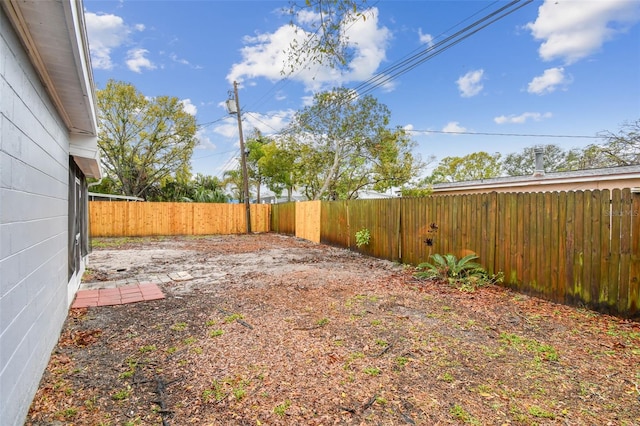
[0,9,72,426]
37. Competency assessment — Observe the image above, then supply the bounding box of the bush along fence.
[272,189,640,318]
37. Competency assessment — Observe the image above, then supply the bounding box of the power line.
[408,129,602,139]
[352,0,533,98]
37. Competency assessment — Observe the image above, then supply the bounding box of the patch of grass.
[224,313,244,323]
[499,332,559,361]
[450,404,481,425]
[370,319,382,326]
[363,366,381,376]
[274,399,291,416]
[375,339,388,347]
[205,319,217,327]
[166,346,178,354]
[183,337,197,345]
[316,317,329,326]
[375,396,387,405]
[343,351,365,369]
[91,237,138,249]
[441,372,454,383]
[395,356,409,367]
[170,322,187,331]
[139,345,156,353]
[119,370,134,379]
[112,387,131,401]
[56,407,78,419]
[209,329,224,337]
[202,380,226,403]
[233,385,246,401]
[529,405,555,419]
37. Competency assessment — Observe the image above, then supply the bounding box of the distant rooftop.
[431,165,640,193]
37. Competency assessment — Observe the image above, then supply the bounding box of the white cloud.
[456,69,484,98]
[442,122,467,133]
[126,48,156,73]
[244,110,295,135]
[494,112,552,124]
[180,99,198,116]
[213,117,240,139]
[85,12,148,70]
[227,7,391,93]
[527,67,571,95]
[84,12,130,69]
[195,129,216,150]
[526,0,640,64]
[418,28,434,47]
[170,53,202,69]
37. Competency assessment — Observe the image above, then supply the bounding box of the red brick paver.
[71,283,164,309]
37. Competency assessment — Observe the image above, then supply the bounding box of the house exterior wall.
[0,8,81,425]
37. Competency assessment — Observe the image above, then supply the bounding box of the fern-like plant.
[415,253,495,291]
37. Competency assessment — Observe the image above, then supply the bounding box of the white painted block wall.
[0,8,74,426]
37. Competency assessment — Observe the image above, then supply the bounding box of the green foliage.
[96,80,197,199]
[286,87,423,200]
[415,253,498,291]
[273,399,291,416]
[429,151,502,183]
[355,228,371,247]
[363,366,381,376]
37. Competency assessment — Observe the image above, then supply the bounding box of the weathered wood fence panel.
[313,190,639,317]
[89,201,270,236]
[270,202,295,235]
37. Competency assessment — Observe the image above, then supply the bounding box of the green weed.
[363,367,381,376]
[170,322,187,331]
[224,313,244,323]
[529,405,555,419]
[274,400,291,416]
[139,345,156,353]
[450,404,481,425]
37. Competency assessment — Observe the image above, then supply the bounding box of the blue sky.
[84,0,640,182]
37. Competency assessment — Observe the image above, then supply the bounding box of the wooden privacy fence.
[89,201,271,236]
[273,190,640,318]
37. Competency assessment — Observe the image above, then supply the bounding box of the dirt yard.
[27,234,639,425]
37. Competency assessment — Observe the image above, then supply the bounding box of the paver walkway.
[71,283,165,308]
[71,271,193,308]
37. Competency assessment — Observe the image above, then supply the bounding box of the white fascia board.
[70,134,102,178]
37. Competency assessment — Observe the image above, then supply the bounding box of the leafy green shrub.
[355,228,371,248]
[415,253,501,291]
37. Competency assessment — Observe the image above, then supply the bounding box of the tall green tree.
[287,87,422,200]
[502,144,570,176]
[259,139,297,201]
[96,80,197,199]
[246,131,269,203]
[429,152,502,183]
[222,169,246,202]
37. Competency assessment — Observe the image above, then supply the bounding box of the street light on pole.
[226,81,251,234]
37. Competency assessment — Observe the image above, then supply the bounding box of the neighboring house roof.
[431,165,640,195]
[2,0,101,178]
[88,192,145,202]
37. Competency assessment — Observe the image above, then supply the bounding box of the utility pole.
[232,81,251,233]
